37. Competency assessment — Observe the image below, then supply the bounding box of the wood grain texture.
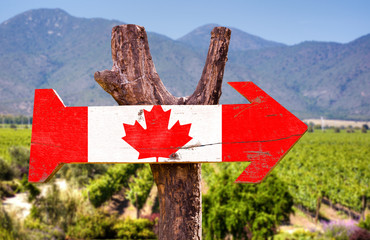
[94,25,179,105]
[29,84,307,183]
[94,24,231,240]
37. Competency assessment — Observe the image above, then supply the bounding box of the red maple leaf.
[122,106,192,162]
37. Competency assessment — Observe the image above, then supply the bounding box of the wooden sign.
[29,82,307,183]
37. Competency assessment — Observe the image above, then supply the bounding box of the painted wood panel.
[29,82,307,183]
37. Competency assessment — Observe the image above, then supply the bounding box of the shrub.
[9,146,29,177]
[59,163,109,187]
[25,182,84,238]
[0,206,27,240]
[66,210,117,239]
[291,229,317,239]
[86,164,141,207]
[24,217,65,240]
[20,175,40,202]
[362,124,368,133]
[0,183,15,199]
[114,218,157,239]
[308,124,314,132]
[0,206,12,234]
[0,158,14,181]
[358,215,370,231]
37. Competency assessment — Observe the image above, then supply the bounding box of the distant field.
[0,127,31,161]
[303,118,370,128]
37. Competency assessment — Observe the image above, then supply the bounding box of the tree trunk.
[95,24,231,239]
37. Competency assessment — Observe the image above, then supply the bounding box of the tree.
[202,163,293,240]
[94,24,231,239]
[362,124,368,133]
[126,164,154,219]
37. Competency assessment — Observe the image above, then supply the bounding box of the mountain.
[0,9,369,120]
[224,37,370,119]
[178,24,286,52]
[0,8,121,114]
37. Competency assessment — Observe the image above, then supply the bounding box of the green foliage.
[24,218,65,240]
[0,128,31,162]
[9,146,30,177]
[86,164,142,207]
[307,124,314,133]
[20,175,40,202]
[67,212,157,240]
[323,225,350,240]
[59,163,109,187]
[0,115,31,125]
[361,124,368,133]
[292,229,318,240]
[9,146,29,167]
[114,218,157,239]
[30,184,67,225]
[0,206,13,235]
[202,163,293,240]
[126,164,154,218]
[0,206,27,240]
[66,210,117,239]
[26,183,80,236]
[0,158,14,181]
[275,130,370,213]
[358,215,370,231]
[0,182,15,199]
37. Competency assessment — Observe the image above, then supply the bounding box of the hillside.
[177,23,285,51]
[0,8,369,120]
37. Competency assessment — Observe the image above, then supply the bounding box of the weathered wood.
[150,163,202,239]
[186,27,231,105]
[29,85,307,184]
[94,24,231,240]
[94,25,179,105]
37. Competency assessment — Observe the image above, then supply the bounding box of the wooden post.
[94,24,231,239]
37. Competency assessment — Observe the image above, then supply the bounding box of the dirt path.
[2,192,31,220]
[2,178,67,220]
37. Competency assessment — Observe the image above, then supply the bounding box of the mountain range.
[0,8,369,120]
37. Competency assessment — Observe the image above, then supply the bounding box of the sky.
[0,0,369,45]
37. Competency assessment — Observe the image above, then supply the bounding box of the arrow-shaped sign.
[29,82,307,183]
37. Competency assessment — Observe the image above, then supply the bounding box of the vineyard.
[0,127,369,239]
[275,129,369,219]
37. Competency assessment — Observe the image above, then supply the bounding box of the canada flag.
[29,82,307,183]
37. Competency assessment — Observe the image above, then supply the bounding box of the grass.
[0,128,31,162]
